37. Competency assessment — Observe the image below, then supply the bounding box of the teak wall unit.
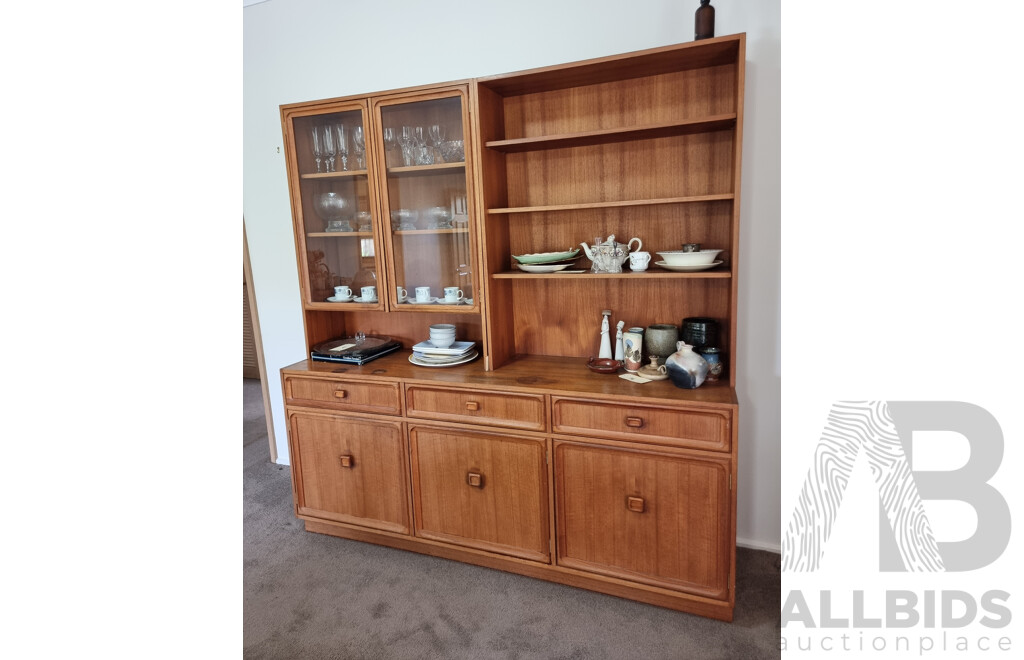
[279,34,745,621]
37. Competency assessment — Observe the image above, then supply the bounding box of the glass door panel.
[292,108,381,306]
[377,94,475,309]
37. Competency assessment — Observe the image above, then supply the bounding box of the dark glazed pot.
[681,317,719,349]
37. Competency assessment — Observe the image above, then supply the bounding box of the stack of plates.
[511,249,582,273]
[409,340,479,367]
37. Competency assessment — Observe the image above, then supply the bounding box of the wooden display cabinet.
[279,34,745,621]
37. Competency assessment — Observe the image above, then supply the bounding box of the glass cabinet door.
[290,104,383,307]
[373,90,477,311]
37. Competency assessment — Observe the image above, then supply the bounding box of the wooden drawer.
[284,376,401,416]
[288,411,410,534]
[409,425,549,562]
[554,441,731,599]
[551,396,730,452]
[405,385,546,432]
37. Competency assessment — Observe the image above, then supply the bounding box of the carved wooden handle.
[626,496,645,513]
[334,389,347,399]
[339,455,354,468]
[625,416,644,428]
[465,401,480,411]
[466,472,484,488]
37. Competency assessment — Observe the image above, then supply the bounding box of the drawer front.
[554,441,730,599]
[409,426,549,562]
[289,411,409,534]
[406,385,546,431]
[284,376,401,416]
[551,397,730,452]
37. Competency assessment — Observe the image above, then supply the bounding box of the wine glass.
[310,126,323,173]
[352,126,365,170]
[428,124,446,161]
[399,125,415,167]
[382,127,396,167]
[334,124,348,171]
[322,126,336,172]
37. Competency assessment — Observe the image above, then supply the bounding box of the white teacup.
[443,287,464,303]
[333,285,352,299]
[415,286,432,302]
[360,285,376,301]
[396,286,408,302]
[629,251,651,271]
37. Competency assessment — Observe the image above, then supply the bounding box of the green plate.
[511,249,580,264]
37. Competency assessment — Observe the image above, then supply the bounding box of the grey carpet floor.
[243,378,780,659]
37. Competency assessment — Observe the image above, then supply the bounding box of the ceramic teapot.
[580,234,643,273]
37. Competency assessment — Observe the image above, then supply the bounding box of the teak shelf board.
[386,162,465,177]
[300,170,369,179]
[477,35,741,96]
[393,228,470,235]
[307,231,375,238]
[493,270,731,280]
[488,195,734,215]
[485,115,737,153]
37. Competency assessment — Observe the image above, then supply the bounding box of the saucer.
[397,297,409,304]
[353,296,378,303]
[408,297,439,305]
[326,295,354,303]
[437,298,466,305]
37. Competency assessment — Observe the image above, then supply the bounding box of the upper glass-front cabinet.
[288,102,384,308]
[373,89,478,311]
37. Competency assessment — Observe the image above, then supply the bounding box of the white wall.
[244,0,781,551]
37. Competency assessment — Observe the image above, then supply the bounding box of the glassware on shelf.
[399,126,415,166]
[440,139,464,163]
[322,125,336,172]
[391,208,417,231]
[352,126,365,170]
[311,126,323,173]
[314,191,350,230]
[355,211,372,232]
[383,127,397,167]
[426,206,453,230]
[428,124,446,162]
[334,124,348,171]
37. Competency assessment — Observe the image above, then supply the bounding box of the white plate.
[655,260,724,272]
[412,340,476,355]
[436,298,467,305]
[407,297,439,305]
[352,296,378,303]
[409,350,479,368]
[326,296,354,303]
[517,263,572,273]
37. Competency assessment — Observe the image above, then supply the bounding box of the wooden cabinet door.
[554,441,731,599]
[409,425,549,562]
[289,411,409,534]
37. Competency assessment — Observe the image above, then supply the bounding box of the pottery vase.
[644,324,679,365]
[665,341,708,389]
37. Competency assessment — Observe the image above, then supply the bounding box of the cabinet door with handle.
[409,425,549,562]
[554,440,731,599]
[288,410,409,534]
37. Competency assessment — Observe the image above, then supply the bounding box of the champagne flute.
[352,126,365,170]
[334,124,348,171]
[310,126,323,173]
[322,126,336,172]
[428,124,446,161]
[382,127,396,167]
[399,125,415,167]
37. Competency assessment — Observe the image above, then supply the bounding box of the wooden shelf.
[386,162,465,177]
[300,170,369,179]
[307,231,374,238]
[488,194,734,215]
[485,115,737,153]
[394,228,470,236]
[493,269,731,280]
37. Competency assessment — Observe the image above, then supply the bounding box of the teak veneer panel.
[284,375,402,416]
[410,426,549,562]
[405,384,546,431]
[289,411,410,534]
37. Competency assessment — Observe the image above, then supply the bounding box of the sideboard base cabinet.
[279,35,745,622]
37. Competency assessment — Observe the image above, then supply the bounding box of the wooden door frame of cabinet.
[369,85,486,324]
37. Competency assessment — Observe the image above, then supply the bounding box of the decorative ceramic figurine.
[614,321,625,361]
[665,341,709,389]
[598,310,613,359]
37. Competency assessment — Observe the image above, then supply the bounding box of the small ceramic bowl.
[655,249,722,266]
[586,357,622,374]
